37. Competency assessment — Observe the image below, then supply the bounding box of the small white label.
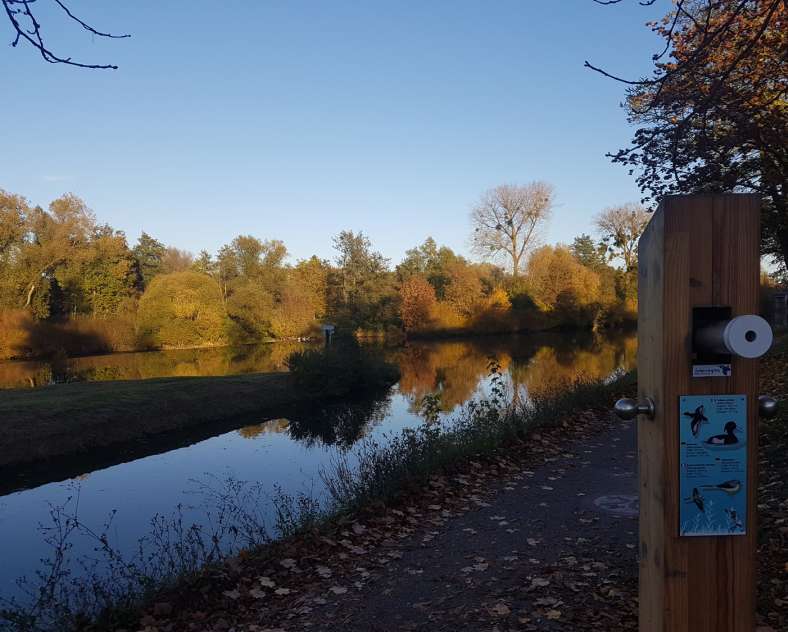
[692,364,732,378]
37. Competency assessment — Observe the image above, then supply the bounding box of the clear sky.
[1,0,666,265]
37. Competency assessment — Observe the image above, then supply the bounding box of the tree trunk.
[24,282,36,307]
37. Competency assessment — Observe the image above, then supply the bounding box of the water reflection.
[0,331,636,606]
[0,342,308,389]
[229,332,635,448]
[235,392,392,448]
[392,332,635,410]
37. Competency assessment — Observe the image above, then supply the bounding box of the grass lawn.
[0,372,317,468]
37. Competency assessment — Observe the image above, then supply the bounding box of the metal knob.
[758,396,778,419]
[614,397,656,421]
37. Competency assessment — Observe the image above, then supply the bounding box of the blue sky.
[1,0,665,265]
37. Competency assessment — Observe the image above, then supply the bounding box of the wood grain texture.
[638,206,665,632]
[638,194,760,632]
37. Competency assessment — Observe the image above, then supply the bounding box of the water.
[0,332,635,604]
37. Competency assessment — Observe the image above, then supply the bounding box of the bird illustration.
[701,480,742,495]
[705,421,742,445]
[683,405,709,437]
[684,487,705,513]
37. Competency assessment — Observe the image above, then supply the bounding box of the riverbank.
[0,370,636,631]
[0,355,398,471]
[38,346,784,632]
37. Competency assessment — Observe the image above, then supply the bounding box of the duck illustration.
[705,421,742,445]
[683,405,709,437]
[701,480,742,495]
[684,487,705,513]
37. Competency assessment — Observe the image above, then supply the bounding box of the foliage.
[526,246,602,327]
[136,272,228,348]
[570,233,607,271]
[444,262,483,317]
[1,187,644,354]
[132,233,165,290]
[330,230,397,331]
[604,0,787,270]
[470,182,553,276]
[396,237,465,298]
[399,276,437,332]
[224,280,275,342]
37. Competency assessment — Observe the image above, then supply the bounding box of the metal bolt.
[614,397,655,421]
[758,396,778,419]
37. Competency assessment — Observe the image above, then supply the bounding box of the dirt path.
[136,412,640,632]
[309,417,639,631]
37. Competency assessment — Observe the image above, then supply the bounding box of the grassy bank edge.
[0,358,399,470]
[0,369,636,631]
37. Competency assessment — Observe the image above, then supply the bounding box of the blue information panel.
[679,394,747,537]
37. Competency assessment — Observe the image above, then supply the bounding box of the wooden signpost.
[615,194,778,632]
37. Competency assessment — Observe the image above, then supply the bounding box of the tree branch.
[2,0,129,69]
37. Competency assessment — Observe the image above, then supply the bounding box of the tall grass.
[324,362,635,512]
[0,310,139,361]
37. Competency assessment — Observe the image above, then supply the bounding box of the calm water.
[0,332,635,603]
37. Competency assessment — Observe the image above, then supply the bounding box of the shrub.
[0,309,33,360]
[136,272,228,348]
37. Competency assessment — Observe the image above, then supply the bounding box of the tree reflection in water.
[394,332,635,411]
[234,334,636,446]
[236,394,392,448]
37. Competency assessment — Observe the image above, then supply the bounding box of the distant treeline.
[0,190,638,360]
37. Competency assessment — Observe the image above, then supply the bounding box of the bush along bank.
[0,366,636,632]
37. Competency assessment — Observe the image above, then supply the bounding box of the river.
[0,332,635,608]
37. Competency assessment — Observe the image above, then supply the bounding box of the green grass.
[0,357,398,469]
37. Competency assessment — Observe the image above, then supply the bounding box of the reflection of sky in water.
[0,333,635,601]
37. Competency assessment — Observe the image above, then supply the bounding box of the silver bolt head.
[614,398,638,420]
[759,396,779,419]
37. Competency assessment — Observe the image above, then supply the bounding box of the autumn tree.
[444,262,484,317]
[137,271,227,348]
[331,230,396,329]
[526,245,602,325]
[71,227,139,315]
[570,234,607,270]
[470,182,553,276]
[193,250,216,276]
[397,237,465,298]
[592,0,787,270]
[0,190,30,310]
[20,194,96,315]
[292,256,330,321]
[161,247,195,275]
[399,276,437,333]
[216,235,289,341]
[133,233,166,289]
[594,203,650,272]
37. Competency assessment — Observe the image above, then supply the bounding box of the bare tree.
[470,182,553,277]
[594,203,650,272]
[2,0,129,69]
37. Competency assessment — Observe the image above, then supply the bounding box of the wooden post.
[637,194,762,632]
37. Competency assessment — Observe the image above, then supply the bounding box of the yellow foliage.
[137,271,228,348]
[526,245,601,312]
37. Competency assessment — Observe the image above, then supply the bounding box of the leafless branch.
[2,0,129,69]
